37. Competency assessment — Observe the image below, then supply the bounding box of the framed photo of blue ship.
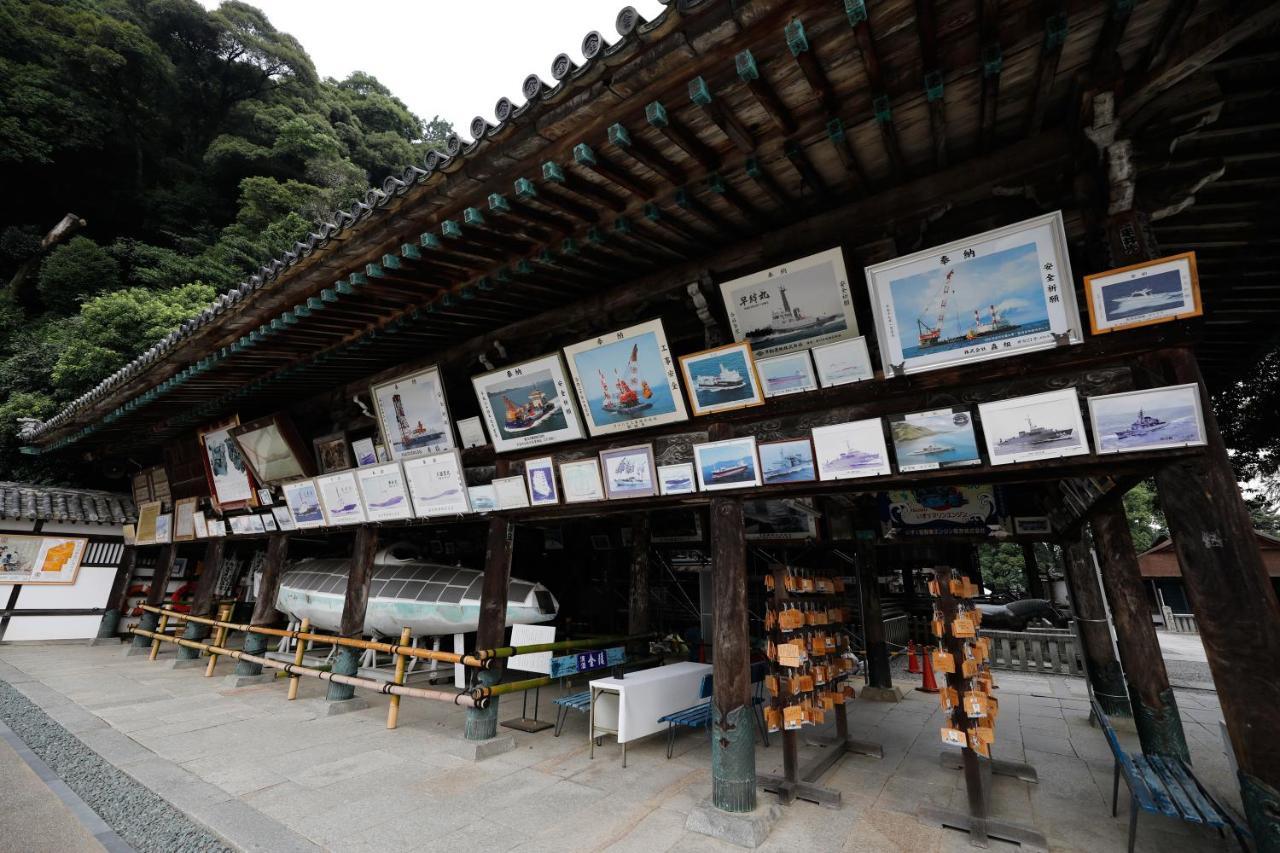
[471,353,585,453]
[865,212,1081,376]
[811,336,874,388]
[887,407,982,472]
[524,456,559,506]
[811,419,892,480]
[371,365,455,461]
[658,463,697,495]
[1087,384,1206,455]
[315,471,366,525]
[355,463,413,522]
[599,444,658,500]
[978,389,1090,465]
[693,436,761,492]
[563,319,687,437]
[758,439,816,484]
[1084,252,1201,334]
[678,342,764,416]
[560,459,606,503]
[756,351,818,398]
[718,247,857,358]
[403,450,471,517]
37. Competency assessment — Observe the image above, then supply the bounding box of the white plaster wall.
[4,615,102,641]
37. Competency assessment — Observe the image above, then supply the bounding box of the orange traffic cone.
[907,640,921,674]
[916,645,939,693]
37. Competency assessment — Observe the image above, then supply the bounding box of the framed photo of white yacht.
[403,450,471,517]
[887,407,982,472]
[1087,384,1206,455]
[658,463,697,495]
[315,471,367,525]
[371,364,455,461]
[493,476,530,510]
[563,319,687,437]
[281,479,325,529]
[560,459,605,503]
[693,436,761,492]
[472,353,585,453]
[524,456,559,506]
[811,420,892,480]
[355,462,413,522]
[811,336,874,388]
[756,351,817,398]
[678,342,764,416]
[978,389,1089,465]
[865,212,1080,376]
[719,247,857,358]
[599,444,658,500]
[758,439,816,484]
[1084,252,1201,334]
[468,485,499,513]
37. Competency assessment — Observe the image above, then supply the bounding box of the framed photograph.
[744,499,820,541]
[270,505,296,531]
[198,417,258,511]
[1085,252,1201,335]
[1013,516,1052,536]
[282,479,326,529]
[865,211,1081,375]
[356,462,413,522]
[658,463,697,495]
[758,438,816,485]
[403,450,471,517]
[136,501,161,545]
[122,524,136,546]
[678,342,765,416]
[693,436,761,491]
[524,456,559,506]
[173,497,198,542]
[229,413,314,486]
[256,488,274,506]
[650,510,704,543]
[718,247,857,357]
[560,459,606,503]
[208,519,226,537]
[244,514,266,534]
[563,318,687,436]
[887,407,982,472]
[811,419,892,480]
[472,352,586,452]
[978,389,1090,465]
[494,476,530,510]
[371,365,455,461]
[375,443,390,463]
[599,444,658,500]
[457,416,488,449]
[313,432,353,474]
[351,437,378,467]
[316,471,366,525]
[590,534,612,550]
[192,512,208,539]
[0,534,87,585]
[756,351,817,398]
[261,513,278,533]
[153,513,172,544]
[1087,384,1206,455]
[228,514,252,535]
[468,485,499,513]
[811,336,874,388]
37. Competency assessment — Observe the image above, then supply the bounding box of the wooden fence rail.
[979,628,1085,677]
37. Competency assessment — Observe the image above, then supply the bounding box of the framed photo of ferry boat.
[693,436,761,492]
[230,413,314,486]
[1087,384,1206,455]
[560,459,606,503]
[493,476,530,510]
[678,342,764,416]
[888,407,982,472]
[403,450,471,517]
[719,247,857,358]
[563,319,687,437]
[198,417,259,512]
[978,389,1090,465]
[865,212,1080,376]
[811,419,892,480]
[658,463,697,495]
[315,471,367,525]
[355,462,413,522]
[811,336,874,388]
[744,499,819,541]
[371,364,455,461]
[599,444,658,500]
[758,439,816,484]
[468,485,499,513]
[756,351,817,398]
[524,456,559,506]
[282,479,325,529]
[1084,252,1201,334]
[472,353,585,453]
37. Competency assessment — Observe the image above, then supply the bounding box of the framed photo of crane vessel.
[471,353,585,453]
[562,319,687,437]
[865,212,1081,376]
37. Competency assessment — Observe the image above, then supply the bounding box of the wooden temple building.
[18,0,1280,846]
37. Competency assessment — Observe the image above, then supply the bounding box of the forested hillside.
[0,0,450,481]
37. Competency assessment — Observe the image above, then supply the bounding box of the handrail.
[472,632,657,660]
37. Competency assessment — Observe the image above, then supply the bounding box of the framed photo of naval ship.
[978,389,1090,465]
[1084,252,1201,335]
[315,471,367,526]
[678,342,765,416]
[865,212,1081,376]
[471,353,585,453]
[756,351,817,398]
[718,247,858,358]
[658,463,697,495]
[563,319,687,437]
[811,419,892,480]
[371,364,455,462]
[758,439,816,485]
[1087,384,1206,455]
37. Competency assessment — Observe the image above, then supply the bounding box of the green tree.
[1122,481,1167,553]
[979,543,1028,595]
[36,237,122,313]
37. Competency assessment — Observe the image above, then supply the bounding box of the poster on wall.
[718,247,857,358]
[403,450,471,517]
[0,534,87,585]
[371,365,455,461]
[198,417,258,511]
[880,487,1003,538]
[316,471,367,525]
[355,462,414,522]
[563,319,687,437]
[472,353,585,453]
[865,212,1080,375]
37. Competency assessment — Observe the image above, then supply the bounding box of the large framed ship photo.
[563,319,687,437]
[471,353,585,453]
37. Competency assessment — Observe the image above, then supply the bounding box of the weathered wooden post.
[465,515,514,743]
[1090,496,1188,759]
[93,545,135,644]
[325,525,377,709]
[1152,347,1280,844]
[1061,532,1130,716]
[231,533,290,685]
[628,512,651,636]
[175,539,225,665]
[708,494,755,813]
[858,545,900,701]
[1020,543,1047,599]
[128,544,176,653]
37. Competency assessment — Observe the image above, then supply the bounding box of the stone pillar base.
[685,798,781,849]
[223,673,275,688]
[446,733,516,761]
[88,637,121,647]
[121,644,152,657]
[860,686,904,703]
[305,696,371,717]
[169,658,205,670]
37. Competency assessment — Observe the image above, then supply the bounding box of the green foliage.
[979,543,1029,595]
[1216,343,1280,482]
[37,237,122,313]
[1123,481,1167,553]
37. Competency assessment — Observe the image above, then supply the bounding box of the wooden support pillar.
[1061,532,1130,716]
[177,539,225,659]
[465,516,514,741]
[859,546,894,694]
[235,534,290,677]
[627,512,651,636]
[1151,347,1280,845]
[96,546,135,640]
[1091,498,1189,760]
[1020,543,1047,599]
[708,494,754,812]
[131,544,176,647]
[326,526,377,701]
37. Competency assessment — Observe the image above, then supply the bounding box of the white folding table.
[589,661,712,767]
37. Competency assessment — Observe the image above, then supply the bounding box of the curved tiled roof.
[0,482,135,524]
[21,1,700,447]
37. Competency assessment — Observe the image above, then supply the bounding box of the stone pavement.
[0,641,1240,852]
[0,723,108,852]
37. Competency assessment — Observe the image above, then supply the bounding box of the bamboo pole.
[205,603,234,677]
[472,632,657,661]
[468,655,665,701]
[288,618,309,701]
[387,626,411,730]
[149,613,169,661]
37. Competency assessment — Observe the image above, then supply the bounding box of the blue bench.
[553,690,592,737]
[1091,699,1249,852]
[657,662,770,759]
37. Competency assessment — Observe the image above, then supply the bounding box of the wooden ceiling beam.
[784,19,836,115]
[514,178,598,225]
[572,143,653,199]
[825,119,871,192]
[845,2,908,177]
[1088,0,1134,83]
[1028,10,1069,135]
[541,161,627,212]
[744,156,792,209]
[645,101,720,172]
[1137,0,1197,75]
[675,185,746,241]
[487,192,572,236]
[914,0,950,169]
[734,49,797,134]
[642,202,707,246]
[687,76,755,155]
[784,141,828,198]
[975,0,1002,154]
[606,123,687,187]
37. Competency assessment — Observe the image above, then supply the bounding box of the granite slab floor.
[0,642,1241,853]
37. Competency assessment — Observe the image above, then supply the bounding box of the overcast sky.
[199,1,668,138]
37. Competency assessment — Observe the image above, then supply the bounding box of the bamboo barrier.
[287,617,309,701]
[471,632,657,661]
[387,626,411,729]
[205,604,233,677]
[148,612,169,661]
